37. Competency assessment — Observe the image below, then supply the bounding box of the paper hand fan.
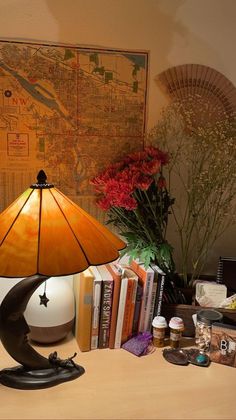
[156,64,236,120]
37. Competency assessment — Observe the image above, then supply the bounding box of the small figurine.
[49,351,79,370]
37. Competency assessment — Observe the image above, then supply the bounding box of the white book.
[114,277,128,349]
[97,265,114,349]
[90,266,102,350]
[142,268,155,332]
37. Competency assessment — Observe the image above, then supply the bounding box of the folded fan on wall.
[156,64,236,121]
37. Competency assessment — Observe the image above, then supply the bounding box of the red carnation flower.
[114,193,137,210]
[104,178,134,196]
[146,146,169,165]
[157,175,167,189]
[96,196,112,211]
[124,149,148,164]
[135,174,153,191]
[138,159,161,175]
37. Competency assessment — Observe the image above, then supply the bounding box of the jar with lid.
[195,309,223,352]
[169,317,184,348]
[152,316,167,347]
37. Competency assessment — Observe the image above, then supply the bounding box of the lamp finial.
[30,170,54,189]
[37,170,47,184]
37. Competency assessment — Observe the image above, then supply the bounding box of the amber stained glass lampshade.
[0,171,125,278]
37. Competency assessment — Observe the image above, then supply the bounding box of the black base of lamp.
[0,275,85,390]
[0,364,85,390]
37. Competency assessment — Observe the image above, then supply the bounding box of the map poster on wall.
[0,40,148,217]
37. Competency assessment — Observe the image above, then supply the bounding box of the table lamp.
[0,170,126,390]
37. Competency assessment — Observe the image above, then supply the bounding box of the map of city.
[0,40,148,217]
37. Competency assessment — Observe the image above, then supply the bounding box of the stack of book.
[73,260,166,352]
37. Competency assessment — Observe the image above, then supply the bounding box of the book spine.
[73,271,94,352]
[130,260,154,332]
[121,279,133,344]
[107,264,122,349]
[155,274,166,316]
[114,278,128,349]
[132,282,143,335]
[140,272,154,332]
[127,279,138,338]
[147,280,158,331]
[98,280,113,349]
[91,279,102,350]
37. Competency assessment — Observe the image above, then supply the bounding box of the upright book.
[106,262,123,349]
[114,276,128,349]
[151,264,166,317]
[146,268,158,330]
[90,266,102,350]
[121,268,138,343]
[73,268,94,352]
[97,265,114,349]
[132,282,143,335]
[130,260,154,332]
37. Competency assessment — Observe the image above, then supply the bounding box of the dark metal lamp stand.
[0,275,84,390]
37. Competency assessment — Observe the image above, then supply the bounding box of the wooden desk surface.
[0,335,235,420]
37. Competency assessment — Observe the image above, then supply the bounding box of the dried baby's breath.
[148,97,236,285]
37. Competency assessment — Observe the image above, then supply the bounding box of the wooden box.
[209,322,236,367]
[161,304,236,337]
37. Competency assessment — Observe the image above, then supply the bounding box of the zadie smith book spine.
[97,265,114,349]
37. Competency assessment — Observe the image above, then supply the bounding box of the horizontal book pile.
[73,260,166,352]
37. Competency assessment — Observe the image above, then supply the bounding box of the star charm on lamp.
[39,292,50,307]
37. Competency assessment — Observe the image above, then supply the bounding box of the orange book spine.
[73,269,94,352]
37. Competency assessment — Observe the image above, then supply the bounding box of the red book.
[106,263,122,349]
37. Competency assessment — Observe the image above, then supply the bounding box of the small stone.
[196,353,207,364]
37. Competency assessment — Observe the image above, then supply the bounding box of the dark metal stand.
[0,275,85,389]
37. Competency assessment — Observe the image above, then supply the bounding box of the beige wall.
[0,0,235,274]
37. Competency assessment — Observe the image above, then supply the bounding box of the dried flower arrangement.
[148,96,236,286]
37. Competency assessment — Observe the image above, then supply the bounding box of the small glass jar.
[152,316,167,347]
[195,309,223,352]
[169,317,184,348]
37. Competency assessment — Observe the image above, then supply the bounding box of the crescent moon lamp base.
[0,364,85,390]
[0,275,85,390]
